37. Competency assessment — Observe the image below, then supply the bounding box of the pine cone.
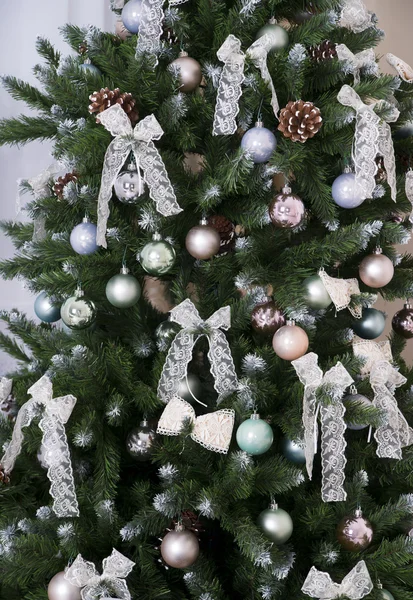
[161,26,179,46]
[89,88,139,125]
[278,100,322,143]
[53,172,78,199]
[208,215,235,255]
[375,156,387,183]
[309,40,337,62]
[0,469,10,485]
[78,42,88,55]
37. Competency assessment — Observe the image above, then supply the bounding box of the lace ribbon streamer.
[302,560,373,599]
[318,269,362,318]
[336,44,377,85]
[157,396,235,453]
[96,104,182,248]
[339,0,373,33]
[292,353,354,502]
[337,84,399,202]
[353,339,393,378]
[64,549,135,600]
[157,299,239,403]
[386,53,413,83]
[0,378,13,404]
[405,170,413,223]
[0,375,79,517]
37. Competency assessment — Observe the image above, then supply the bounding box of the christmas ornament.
[352,308,386,340]
[332,170,364,209]
[89,87,139,125]
[359,248,394,288]
[281,437,306,464]
[302,561,373,600]
[61,286,97,330]
[106,266,141,308]
[303,275,332,310]
[257,501,293,544]
[34,291,61,323]
[79,59,101,75]
[114,166,145,203]
[337,508,373,551]
[96,104,182,247]
[160,523,200,568]
[256,20,289,53]
[121,0,144,33]
[335,44,377,85]
[236,413,273,455]
[278,100,322,143]
[48,572,81,600]
[177,374,203,404]
[0,375,79,517]
[343,391,372,431]
[185,218,221,260]
[272,320,309,361]
[169,51,202,93]
[70,217,98,255]
[308,40,337,62]
[394,122,413,140]
[155,320,181,348]
[378,587,395,600]
[140,233,176,275]
[208,215,235,255]
[392,302,413,339]
[318,269,362,318]
[269,185,305,228]
[53,172,78,199]
[0,378,17,423]
[126,419,157,460]
[251,297,285,336]
[241,121,277,163]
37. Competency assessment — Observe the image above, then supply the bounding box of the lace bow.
[337,85,399,202]
[96,104,182,247]
[339,0,373,33]
[318,269,362,318]
[405,170,413,223]
[353,339,393,378]
[292,353,354,502]
[336,44,377,85]
[157,396,235,453]
[19,163,60,241]
[157,299,239,403]
[302,560,373,599]
[64,549,135,600]
[0,375,79,517]
[386,53,413,83]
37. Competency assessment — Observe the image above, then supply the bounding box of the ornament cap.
[140,419,149,427]
[405,302,413,310]
[286,319,296,327]
[152,232,162,241]
[257,295,272,304]
[255,120,264,128]
[282,184,292,195]
[126,162,136,171]
[84,58,92,65]
[269,501,279,510]
[377,582,383,590]
[354,507,363,518]
[199,217,208,226]
[75,285,84,298]
[344,165,353,174]
[179,50,189,58]
[250,413,261,420]
[120,265,130,275]
[82,215,90,223]
[175,522,185,532]
[269,17,277,24]
[373,247,383,255]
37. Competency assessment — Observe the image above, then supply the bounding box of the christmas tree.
[1,0,413,598]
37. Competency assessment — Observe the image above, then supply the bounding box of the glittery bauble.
[269,186,305,228]
[121,0,144,33]
[169,52,202,93]
[126,420,157,460]
[70,219,98,255]
[177,374,203,404]
[359,250,394,288]
[114,169,145,203]
[352,308,386,340]
[380,590,395,600]
[257,503,293,545]
[272,321,309,361]
[185,220,221,260]
[251,298,285,336]
[161,525,200,568]
[281,437,306,464]
[332,172,365,209]
[79,62,101,76]
[34,292,61,323]
[336,510,373,551]
[392,303,413,339]
[343,394,373,431]
[256,23,289,52]
[140,234,176,275]
[155,320,181,348]
[236,414,273,455]
[61,288,97,330]
[303,275,332,310]
[47,572,82,600]
[241,122,277,164]
[106,267,141,308]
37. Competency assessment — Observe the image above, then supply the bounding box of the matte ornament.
[236,413,273,455]
[185,219,221,260]
[106,267,141,308]
[359,248,394,288]
[61,287,97,330]
[257,502,293,544]
[392,302,413,339]
[352,308,386,340]
[256,22,289,52]
[161,524,200,568]
[272,320,309,361]
[169,51,202,93]
[241,121,277,164]
[114,169,145,203]
[140,233,176,275]
[34,291,61,323]
[126,420,157,460]
[303,275,332,310]
[251,297,285,336]
[177,374,203,404]
[48,572,81,600]
[343,393,372,430]
[269,185,305,229]
[70,218,98,255]
[332,171,365,209]
[281,437,306,464]
[121,0,144,33]
[337,509,373,551]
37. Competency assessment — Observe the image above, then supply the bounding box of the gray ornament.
[106,266,141,308]
[177,374,203,404]
[241,121,277,164]
[34,291,61,323]
[114,168,145,204]
[257,502,293,544]
[47,572,81,600]
[352,308,386,340]
[126,419,157,460]
[303,275,332,310]
[61,287,97,330]
[343,393,372,431]
[160,523,200,568]
[380,590,395,600]
[281,437,306,464]
[139,232,176,276]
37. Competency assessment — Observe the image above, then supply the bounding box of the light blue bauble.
[281,437,306,464]
[241,122,277,164]
[70,219,98,255]
[121,0,144,34]
[236,414,274,455]
[34,291,61,323]
[79,62,101,76]
[332,172,365,209]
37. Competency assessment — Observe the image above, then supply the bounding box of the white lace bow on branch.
[318,269,362,318]
[0,375,79,517]
[96,104,182,248]
[302,560,373,600]
[335,44,377,85]
[339,0,373,33]
[386,53,413,83]
[64,549,135,600]
[292,353,354,502]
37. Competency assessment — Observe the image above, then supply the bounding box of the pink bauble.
[359,249,394,288]
[186,220,221,260]
[272,321,309,360]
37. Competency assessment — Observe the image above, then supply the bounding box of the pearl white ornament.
[47,572,81,600]
[241,121,277,164]
[332,171,364,209]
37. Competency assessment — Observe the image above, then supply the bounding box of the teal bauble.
[281,437,306,464]
[236,414,273,455]
[303,275,332,310]
[380,590,395,600]
[105,267,141,308]
[34,291,61,323]
[352,308,386,340]
[257,502,293,544]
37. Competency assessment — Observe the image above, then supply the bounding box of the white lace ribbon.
[339,0,373,33]
[292,353,353,502]
[0,375,79,517]
[96,104,182,248]
[157,396,235,453]
[405,170,413,223]
[386,53,413,83]
[0,378,13,403]
[337,84,399,202]
[318,269,362,318]
[336,44,377,85]
[353,339,393,378]
[64,549,135,600]
[302,560,373,599]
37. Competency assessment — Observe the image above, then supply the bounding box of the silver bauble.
[241,121,277,164]
[106,267,141,308]
[281,437,306,464]
[272,320,309,361]
[34,291,61,323]
[185,218,221,260]
[126,420,157,460]
[177,374,203,404]
[61,287,97,330]
[48,572,82,600]
[114,169,145,204]
[359,248,394,288]
[303,275,332,310]
[155,320,181,350]
[161,524,200,568]
[257,502,293,544]
[169,51,202,93]
[380,590,395,600]
[343,393,372,431]
[139,233,176,276]
[256,22,289,52]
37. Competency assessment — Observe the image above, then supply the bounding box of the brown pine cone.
[0,469,10,485]
[78,42,88,55]
[161,26,179,46]
[278,100,322,143]
[89,88,139,125]
[53,172,78,199]
[208,215,235,255]
[309,40,337,62]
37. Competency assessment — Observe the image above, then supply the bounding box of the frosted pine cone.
[278,100,322,143]
[208,215,235,255]
[53,172,78,199]
[89,87,139,124]
[309,40,337,62]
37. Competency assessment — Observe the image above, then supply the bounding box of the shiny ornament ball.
[241,122,277,164]
[106,268,141,308]
[394,122,413,140]
[70,219,98,255]
[34,291,61,323]
[185,220,221,260]
[272,321,309,361]
[256,23,289,52]
[332,172,364,209]
[380,590,395,600]
[114,169,145,203]
[61,288,97,330]
[140,234,176,276]
[126,420,157,460]
[343,394,372,431]
[121,0,144,33]
[392,303,413,339]
[281,437,306,464]
[257,503,293,545]
[177,374,203,404]
[161,526,200,568]
[48,572,82,600]
[337,510,373,551]
[236,414,273,455]
[359,250,394,288]
[269,187,305,229]
[352,308,386,340]
[251,298,285,336]
[303,275,332,310]
[155,320,181,348]
[79,62,101,76]
[170,52,202,93]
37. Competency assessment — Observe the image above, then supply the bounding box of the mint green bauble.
[236,414,273,455]
[380,590,395,600]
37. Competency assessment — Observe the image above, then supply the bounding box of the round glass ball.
[126,420,157,460]
[272,322,309,361]
[185,223,221,260]
[380,590,395,600]
[34,291,61,323]
[47,572,81,600]
[336,511,373,551]
[251,299,285,336]
[177,374,203,404]
[140,237,176,276]
[114,169,145,204]
[236,414,273,455]
[303,275,332,310]
[269,189,305,229]
[256,23,289,52]
[359,252,394,288]
[169,54,202,93]
[392,303,413,339]
[241,124,277,164]
[257,504,293,544]
[155,320,181,349]
[160,527,200,568]
[332,172,365,209]
[352,308,386,340]
[70,220,98,255]
[106,269,141,308]
[281,437,306,464]
[61,290,97,330]
[121,0,144,33]
[343,394,372,431]
[79,63,101,76]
